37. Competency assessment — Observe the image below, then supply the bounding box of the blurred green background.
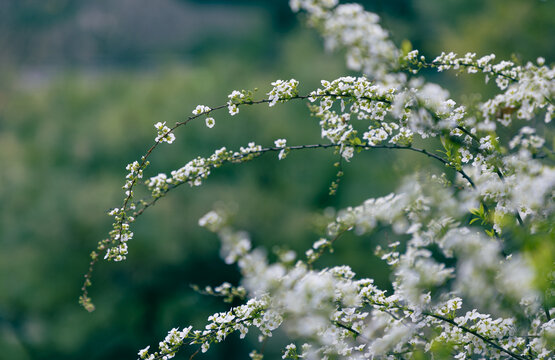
[0,0,553,359]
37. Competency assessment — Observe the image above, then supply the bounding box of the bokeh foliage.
[0,1,553,359]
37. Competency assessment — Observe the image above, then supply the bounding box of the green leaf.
[401,39,413,56]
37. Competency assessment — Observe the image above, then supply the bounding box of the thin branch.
[415,61,519,82]
[189,348,200,360]
[364,298,531,360]
[131,142,475,222]
[333,320,365,340]
[149,315,258,360]
[456,125,526,227]
[422,312,530,360]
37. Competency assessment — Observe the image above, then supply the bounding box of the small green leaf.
[401,39,413,57]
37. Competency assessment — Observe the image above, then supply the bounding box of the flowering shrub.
[80,1,554,359]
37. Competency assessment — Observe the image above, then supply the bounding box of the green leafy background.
[0,0,553,358]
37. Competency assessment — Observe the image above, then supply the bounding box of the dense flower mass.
[81,0,554,359]
[292,0,399,82]
[267,79,300,106]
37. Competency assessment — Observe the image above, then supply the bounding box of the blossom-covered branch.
[81,0,554,359]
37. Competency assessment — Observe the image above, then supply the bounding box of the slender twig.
[333,320,366,340]
[415,61,519,82]
[189,348,200,360]
[149,315,259,360]
[456,125,526,226]
[260,336,268,356]
[364,298,531,360]
[422,312,530,360]
[131,142,475,222]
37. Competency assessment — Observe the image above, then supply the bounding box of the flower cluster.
[192,104,211,116]
[274,138,288,160]
[192,282,247,304]
[267,79,299,107]
[137,297,271,360]
[154,121,176,144]
[191,104,216,128]
[481,61,554,126]
[227,90,244,115]
[145,142,268,199]
[227,89,257,116]
[404,50,554,129]
[102,160,145,261]
[292,1,399,82]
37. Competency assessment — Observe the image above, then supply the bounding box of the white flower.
[274,139,287,148]
[199,210,224,232]
[205,117,215,128]
[228,102,239,116]
[138,345,150,358]
[406,50,419,61]
[192,104,211,115]
[313,238,329,249]
[228,90,245,102]
[341,146,354,161]
[459,148,473,163]
[282,343,297,359]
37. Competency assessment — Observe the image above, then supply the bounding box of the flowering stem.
[116,92,392,243]
[455,126,526,226]
[422,312,530,360]
[415,61,519,82]
[366,299,530,360]
[452,125,528,230]
[131,142,476,222]
[333,320,364,340]
[104,88,455,262]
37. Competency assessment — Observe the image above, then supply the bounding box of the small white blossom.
[274,139,287,148]
[228,102,239,116]
[192,104,211,116]
[205,117,215,128]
